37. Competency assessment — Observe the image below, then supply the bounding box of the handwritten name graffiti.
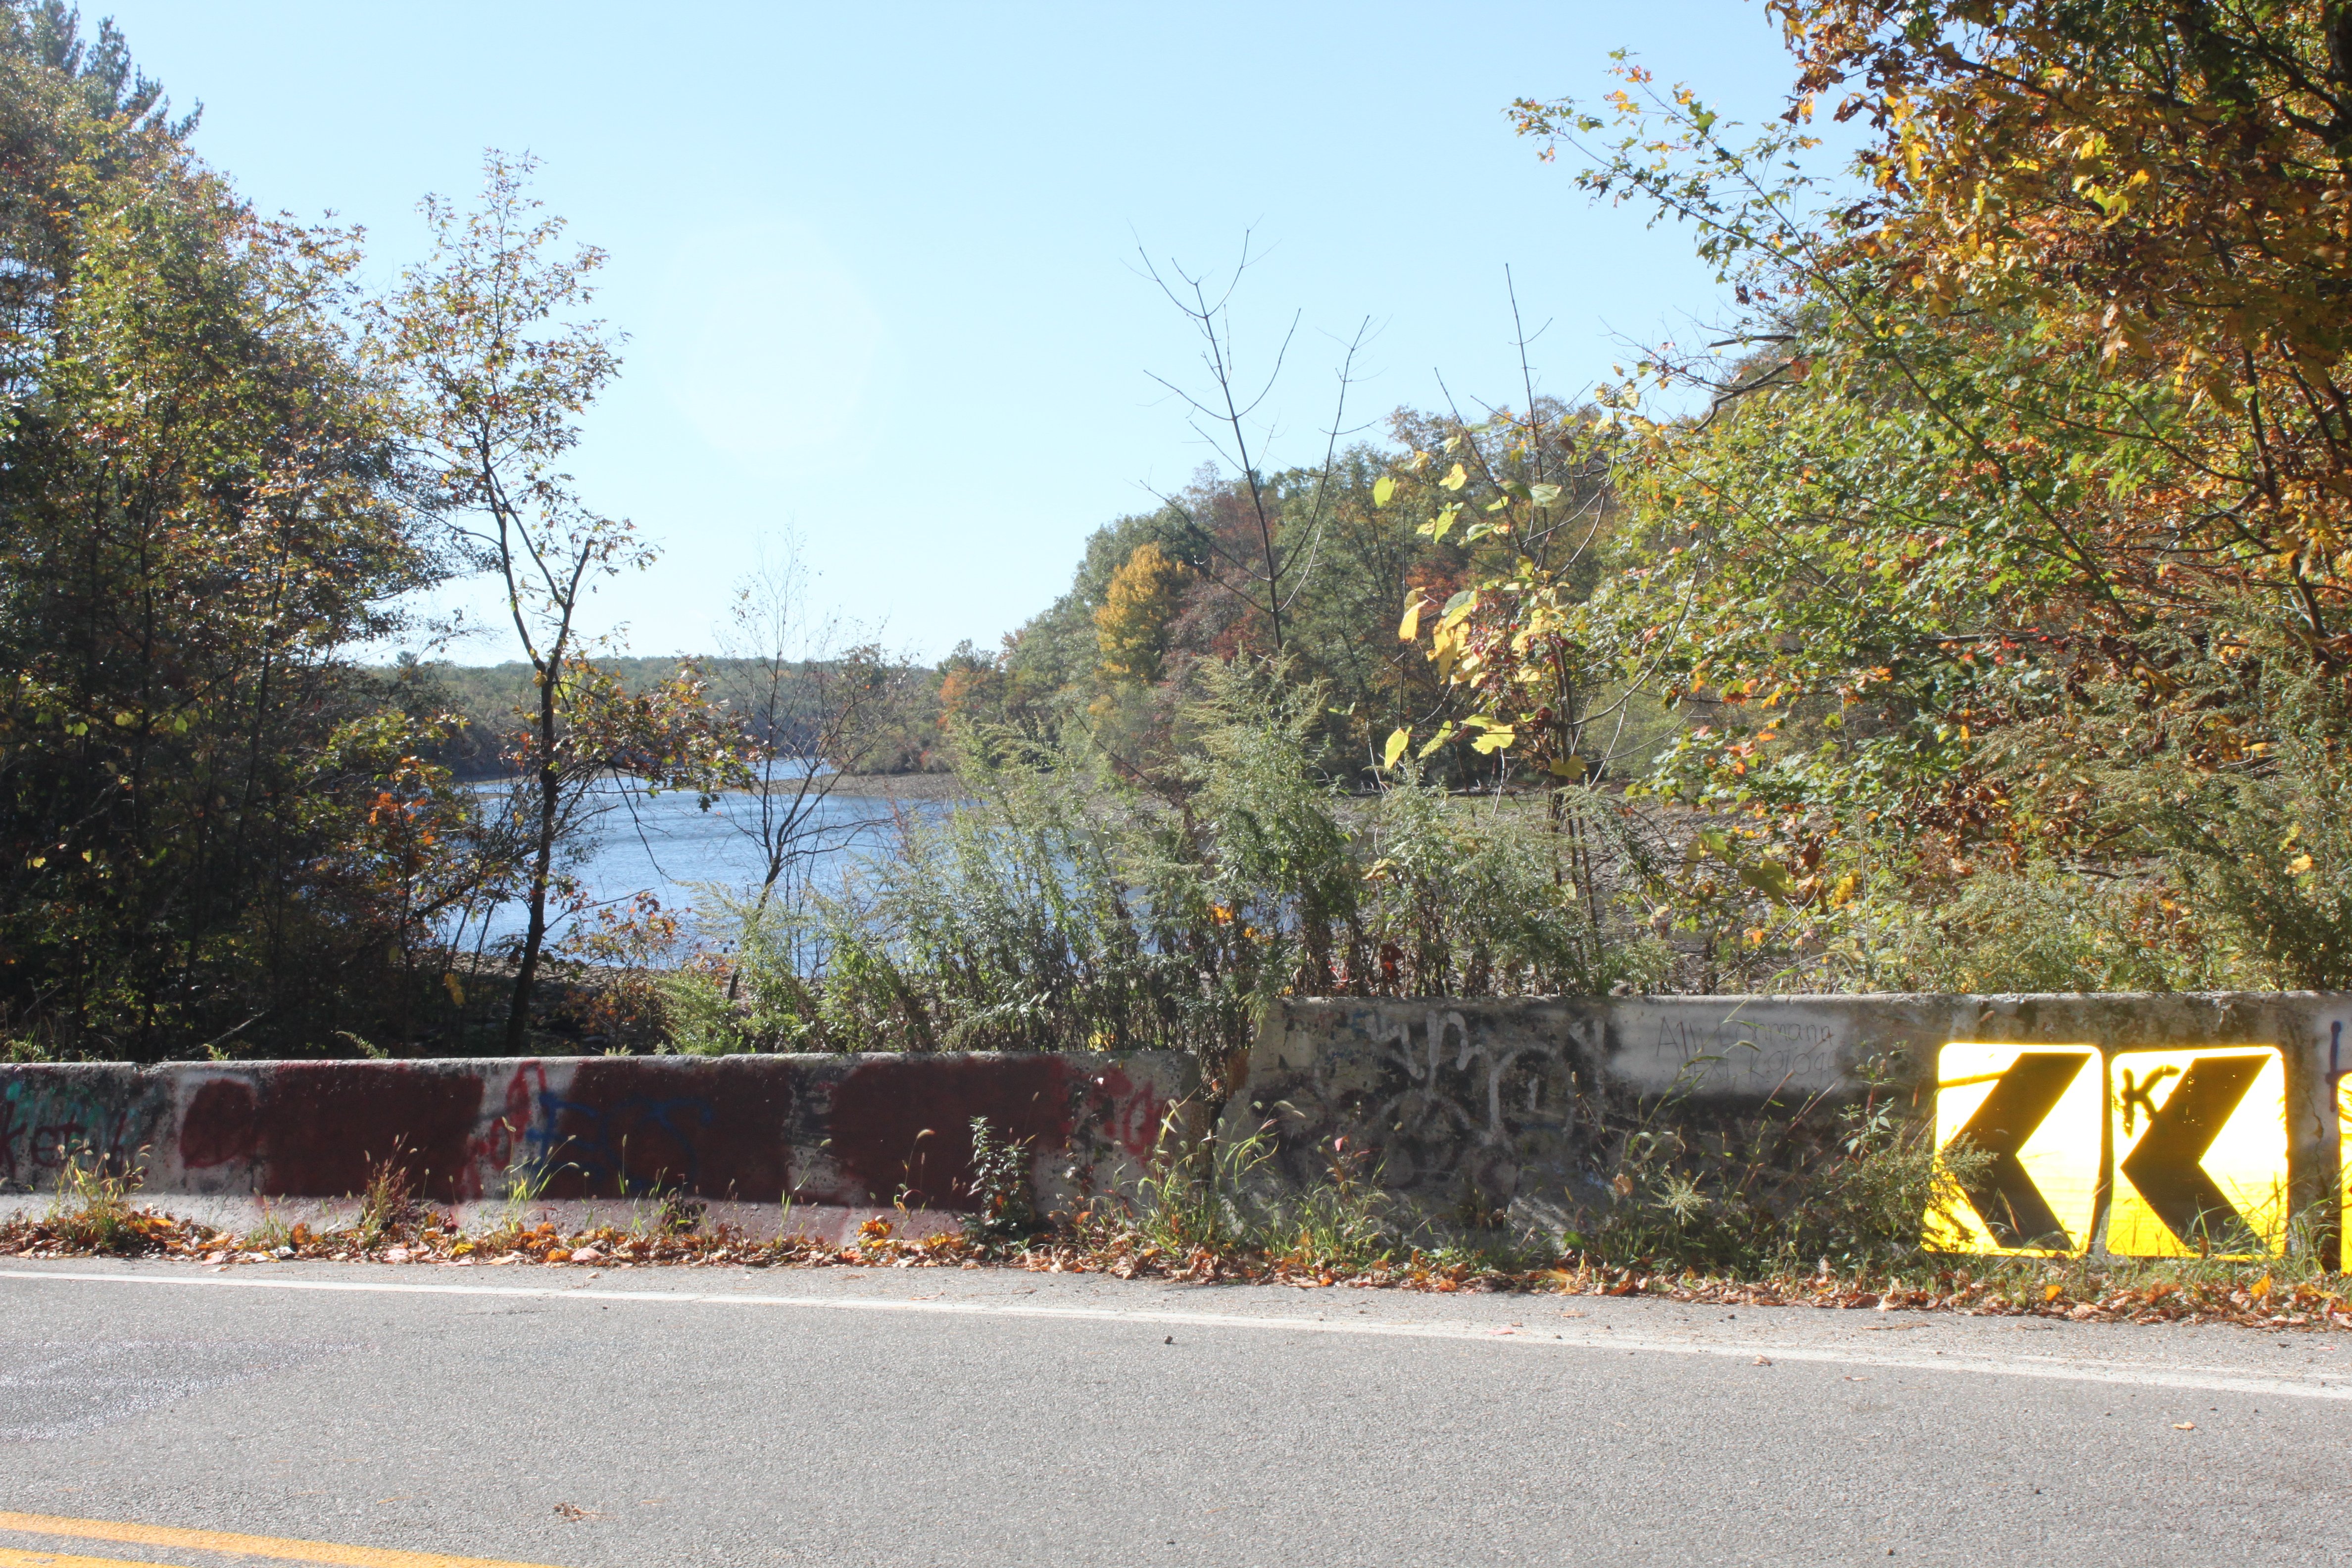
[1647,1014,1843,1096]
[0,1079,165,1193]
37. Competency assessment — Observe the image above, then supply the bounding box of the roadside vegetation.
[6,1133,2343,1331]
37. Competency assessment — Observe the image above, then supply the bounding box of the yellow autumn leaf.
[1381,728,1410,771]
[1372,475,1396,508]
[1429,626,1460,682]
[1439,462,1468,491]
[1398,596,1425,642]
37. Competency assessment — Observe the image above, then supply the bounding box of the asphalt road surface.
[1,1258,2348,1568]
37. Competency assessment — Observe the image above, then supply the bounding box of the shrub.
[679,659,1667,1056]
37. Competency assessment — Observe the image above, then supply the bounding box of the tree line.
[392,656,949,781]
[1403,0,2352,992]
[0,4,865,1060]
[917,0,2352,1012]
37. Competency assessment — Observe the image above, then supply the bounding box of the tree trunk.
[504,680,563,1053]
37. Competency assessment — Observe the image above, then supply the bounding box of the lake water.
[464,781,949,951]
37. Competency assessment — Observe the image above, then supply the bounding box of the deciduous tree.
[377,152,741,1049]
[0,3,461,1056]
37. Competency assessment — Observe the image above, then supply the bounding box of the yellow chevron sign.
[2107,1046,2287,1259]
[2339,1075,2352,1274]
[1926,1043,2101,1256]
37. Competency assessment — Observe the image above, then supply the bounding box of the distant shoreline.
[814,771,968,802]
[458,769,970,802]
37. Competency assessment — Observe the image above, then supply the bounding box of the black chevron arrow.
[1948,1051,2088,1249]
[2119,1054,2266,1251]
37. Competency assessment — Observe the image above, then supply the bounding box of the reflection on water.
[466,781,943,948]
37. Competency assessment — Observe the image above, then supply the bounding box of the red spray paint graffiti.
[460,1061,552,1199]
[179,1078,258,1169]
[11,1052,1198,1206]
[821,1056,1074,1209]
[179,1065,486,1199]
[1080,1064,1176,1163]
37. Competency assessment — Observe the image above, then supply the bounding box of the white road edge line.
[1,1264,2339,1403]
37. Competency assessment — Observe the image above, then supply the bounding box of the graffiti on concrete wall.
[1077,1062,1177,1166]
[4,1050,1200,1211]
[1363,1007,1576,1191]
[173,1059,784,1203]
[799,1054,1184,1211]
[177,1065,487,1200]
[0,1073,171,1194]
[1643,1011,1844,1098]
[1236,1004,1585,1216]
[522,1059,790,1202]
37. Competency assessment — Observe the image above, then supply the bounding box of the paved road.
[1,1259,2348,1568]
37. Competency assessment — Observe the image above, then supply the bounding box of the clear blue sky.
[100,1,1804,663]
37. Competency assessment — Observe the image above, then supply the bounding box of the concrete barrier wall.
[0,1053,1195,1238]
[5,991,2346,1245]
[1229,992,2352,1230]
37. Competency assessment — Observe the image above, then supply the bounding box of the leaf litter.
[4,1198,2348,1333]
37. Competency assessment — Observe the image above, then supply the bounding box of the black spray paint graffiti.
[1339,1009,1580,1205]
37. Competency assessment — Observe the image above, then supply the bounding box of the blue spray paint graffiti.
[524,1089,717,1197]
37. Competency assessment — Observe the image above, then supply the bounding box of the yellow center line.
[0,1549,206,1568]
[0,1515,568,1568]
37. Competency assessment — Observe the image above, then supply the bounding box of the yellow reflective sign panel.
[2107,1046,2286,1259]
[1926,1043,2101,1256]
[2339,1075,2352,1274]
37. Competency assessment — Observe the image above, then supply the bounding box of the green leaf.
[1529,482,1563,506]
